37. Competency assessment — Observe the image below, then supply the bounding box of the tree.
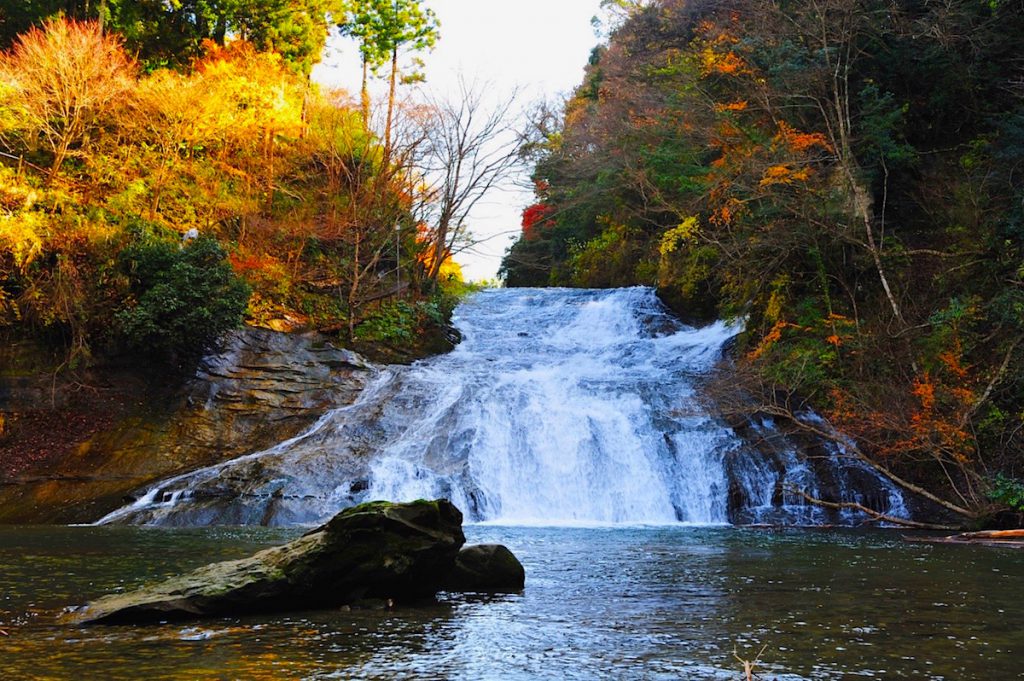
[0,18,135,180]
[419,79,523,283]
[501,0,1024,525]
[336,0,438,157]
[337,0,390,125]
[286,92,417,339]
[1,0,338,74]
[120,40,305,224]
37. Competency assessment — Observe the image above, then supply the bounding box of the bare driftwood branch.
[785,485,957,530]
[733,644,768,681]
[750,402,980,520]
[903,530,1024,549]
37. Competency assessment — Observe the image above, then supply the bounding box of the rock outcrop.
[446,544,526,593]
[0,329,373,523]
[66,500,524,625]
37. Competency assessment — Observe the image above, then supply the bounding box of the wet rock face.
[446,544,526,593]
[67,500,524,625]
[0,329,374,523]
[180,329,374,457]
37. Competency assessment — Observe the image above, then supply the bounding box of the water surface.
[1,525,1020,679]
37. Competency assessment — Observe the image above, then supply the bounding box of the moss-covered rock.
[67,499,467,625]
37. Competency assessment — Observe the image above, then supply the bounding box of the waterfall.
[96,287,908,527]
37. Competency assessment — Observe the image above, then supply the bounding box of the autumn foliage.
[502,0,1024,523]
[0,18,444,363]
[521,203,554,241]
[1,19,135,178]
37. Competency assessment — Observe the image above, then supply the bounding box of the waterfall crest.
[97,287,907,527]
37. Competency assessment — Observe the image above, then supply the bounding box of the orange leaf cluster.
[695,19,751,78]
[912,374,936,410]
[702,49,749,76]
[938,337,970,379]
[759,163,811,188]
[887,371,976,463]
[747,320,798,360]
[710,198,742,227]
[775,121,831,154]
[714,100,749,113]
[228,251,280,275]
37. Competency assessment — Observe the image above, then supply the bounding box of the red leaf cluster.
[521,203,554,241]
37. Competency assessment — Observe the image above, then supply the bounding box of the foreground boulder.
[447,544,526,592]
[66,499,524,625]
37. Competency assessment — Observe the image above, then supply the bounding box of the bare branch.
[415,76,526,282]
[785,485,958,530]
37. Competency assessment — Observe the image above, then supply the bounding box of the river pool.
[0,524,1020,680]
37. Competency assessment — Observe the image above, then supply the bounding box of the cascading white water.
[96,287,908,527]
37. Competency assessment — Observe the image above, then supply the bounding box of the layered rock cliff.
[0,329,373,523]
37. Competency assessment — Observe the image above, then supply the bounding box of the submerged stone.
[67,499,489,625]
[446,544,526,593]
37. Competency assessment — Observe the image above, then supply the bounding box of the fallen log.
[902,529,1024,549]
[957,529,1024,540]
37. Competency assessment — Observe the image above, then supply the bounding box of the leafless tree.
[417,78,525,283]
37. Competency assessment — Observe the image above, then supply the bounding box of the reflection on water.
[0,525,1021,680]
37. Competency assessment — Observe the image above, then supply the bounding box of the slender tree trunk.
[360,58,371,131]
[429,215,449,282]
[821,9,906,329]
[214,14,228,44]
[48,136,72,183]
[300,81,310,139]
[264,126,275,214]
[846,168,905,326]
[348,231,361,342]
[384,47,398,165]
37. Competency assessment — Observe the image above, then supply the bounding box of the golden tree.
[1,19,135,180]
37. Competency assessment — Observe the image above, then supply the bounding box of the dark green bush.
[116,234,250,359]
[988,474,1024,513]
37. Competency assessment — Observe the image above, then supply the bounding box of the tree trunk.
[360,58,371,131]
[384,47,398,165]
[348,231,361,342]
[48,136,72,183]
[428,215,449,283]
[264,126,275,214]
[847,170,905,326]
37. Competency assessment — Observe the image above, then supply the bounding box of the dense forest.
[502,0,1024,525]
[0,0,494,370]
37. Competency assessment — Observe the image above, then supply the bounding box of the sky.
[311,0,607,282]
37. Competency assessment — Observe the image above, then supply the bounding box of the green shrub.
[355,300,419,344]
[988,474,1024,512]
[116,234,250,358]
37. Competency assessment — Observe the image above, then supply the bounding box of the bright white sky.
[312,0,606,282]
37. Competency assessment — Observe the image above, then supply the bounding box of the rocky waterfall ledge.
[0,329,374,523]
